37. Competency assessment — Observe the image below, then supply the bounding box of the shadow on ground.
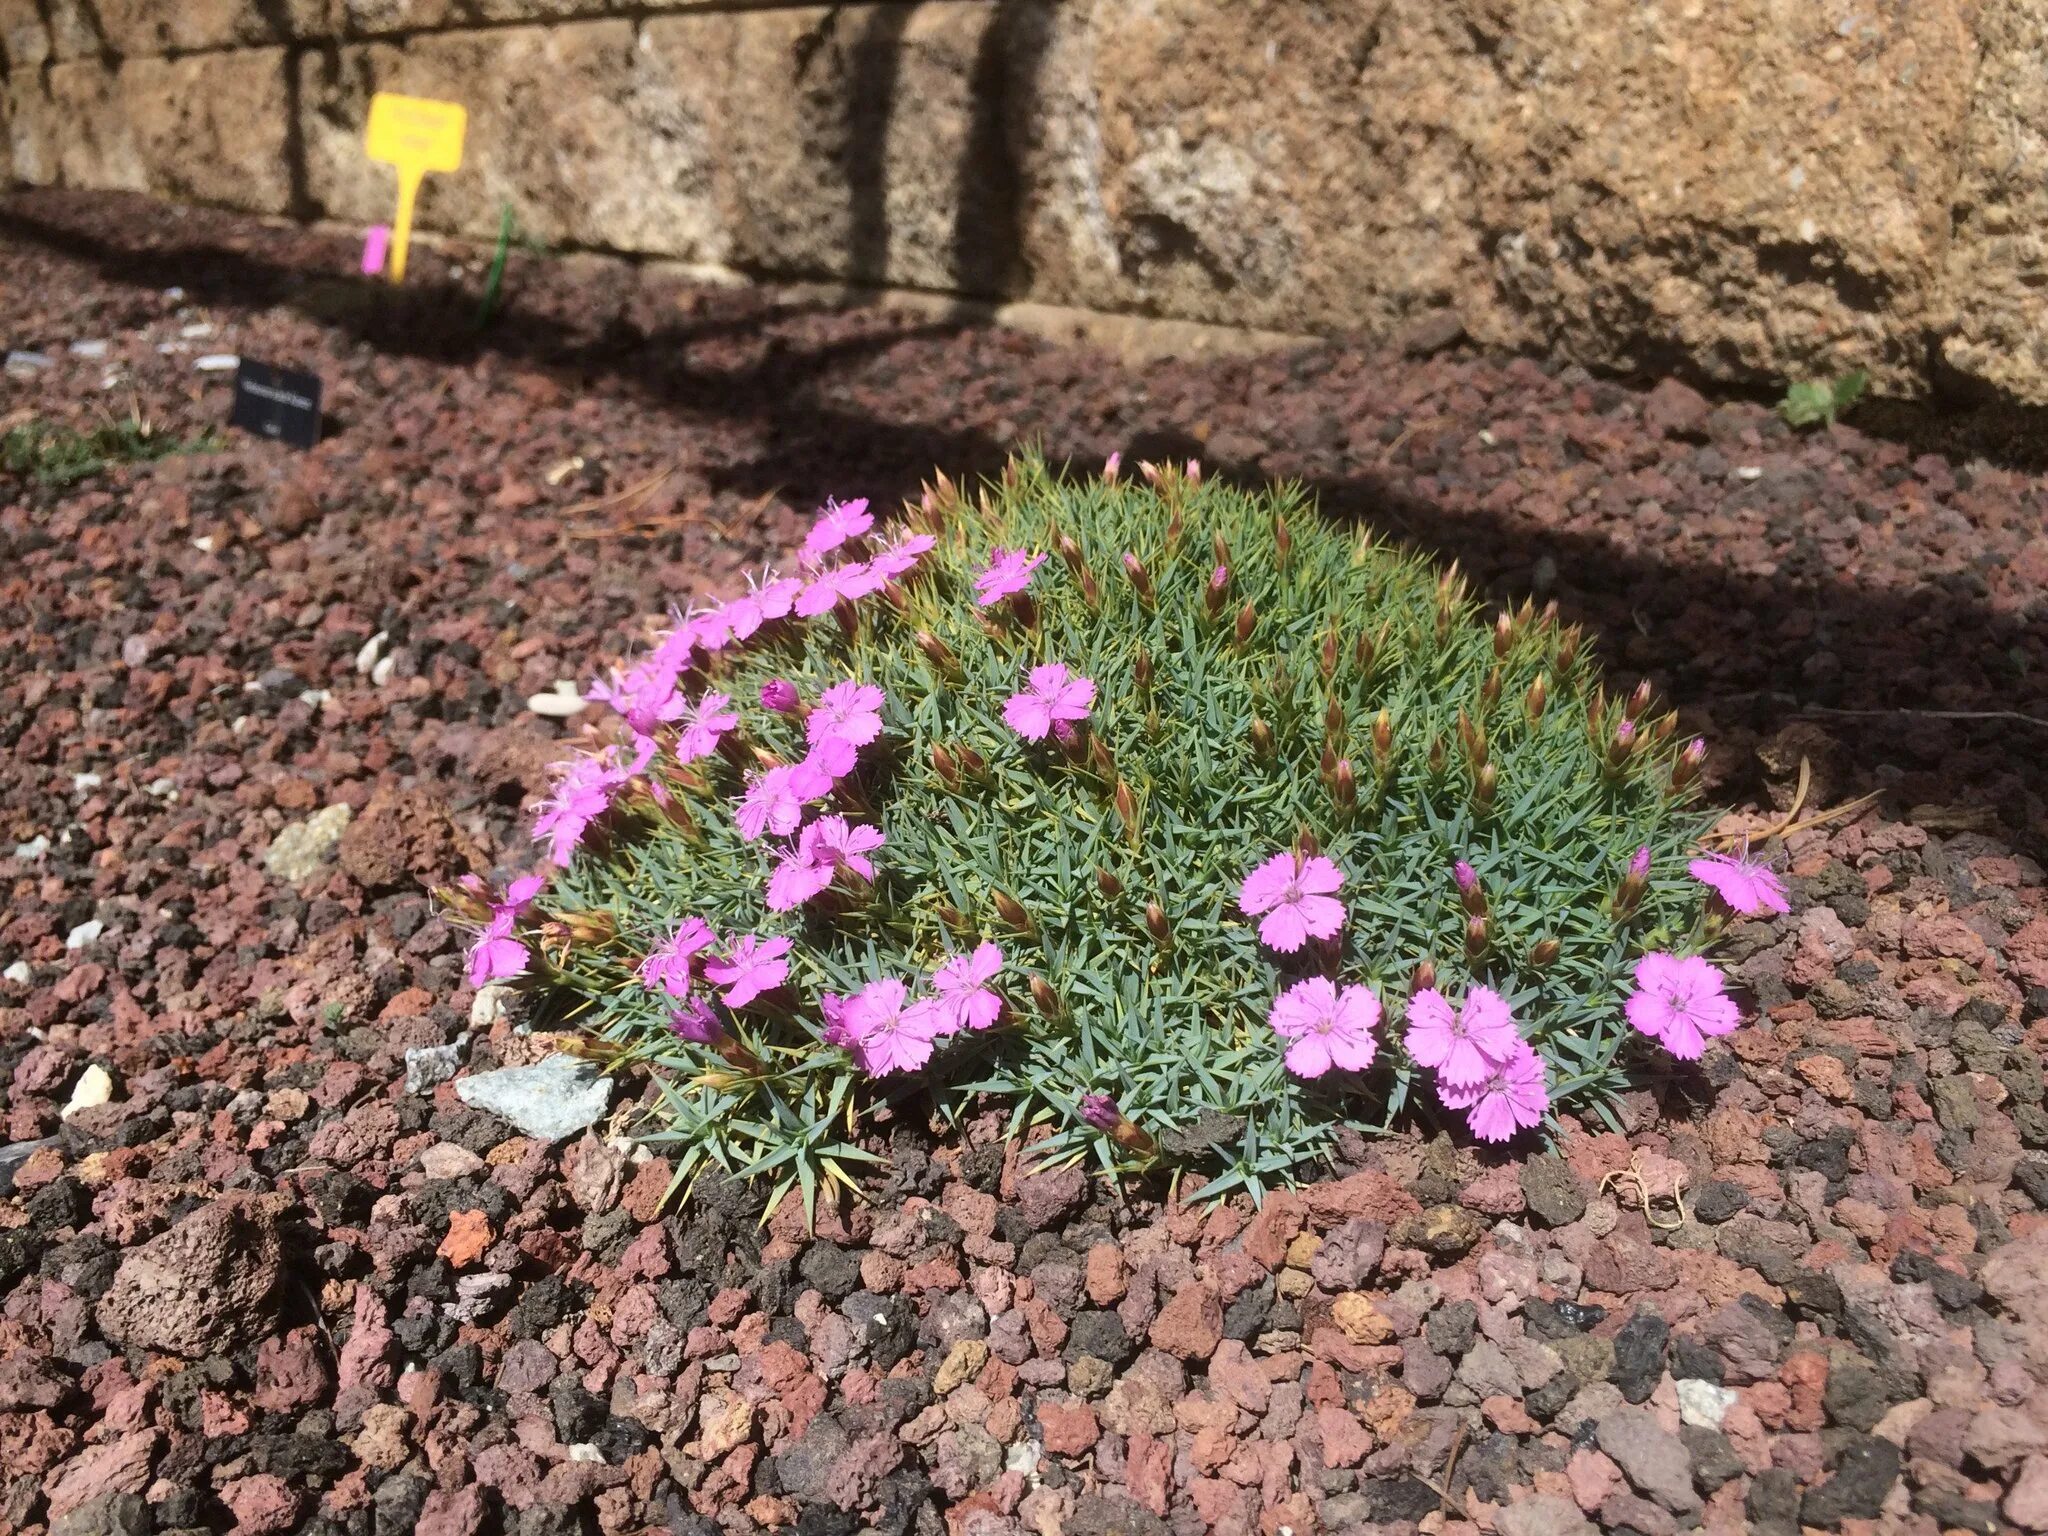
[6,192,2044,847]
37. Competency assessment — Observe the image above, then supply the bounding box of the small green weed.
[477,202,519,331]
[1778,369,1868,429]
[2,415,218,488]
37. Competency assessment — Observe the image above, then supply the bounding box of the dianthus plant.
[462,459,1743,1216]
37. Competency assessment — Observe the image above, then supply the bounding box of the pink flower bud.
[760,679,802,715]
[1080,1093,1121,1131]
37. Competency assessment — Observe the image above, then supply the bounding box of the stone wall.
[5,0,2046,403]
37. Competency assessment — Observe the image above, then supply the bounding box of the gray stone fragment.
[405,1040,467,1096]
[454,1054,611,1141]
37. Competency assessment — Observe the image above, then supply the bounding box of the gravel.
[0,187,2044,1536]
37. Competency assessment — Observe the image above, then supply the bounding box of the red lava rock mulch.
[2,188,2046,1536]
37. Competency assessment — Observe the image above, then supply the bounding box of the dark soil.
[2,188,2045,1536]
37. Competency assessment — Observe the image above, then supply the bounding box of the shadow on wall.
[2,189,2044,850]
[783,0,1047,295]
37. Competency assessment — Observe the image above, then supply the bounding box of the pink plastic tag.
[361,225,391,277]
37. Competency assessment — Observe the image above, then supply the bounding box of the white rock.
[1676,1377,1739,1429]
[191,536,216,553]
[264,803,354,884]
[5,350,52,379]
[527,680,588,718]
[68,339,109,359]
[61,1064,114,1120]
[370,654,396,687]
[65,919,104,950]
[145,778,177,798]
[566,1443,604,1464]
[13,834,50,862]
[3,961,31,985]
[470,983,510,1029]
[72,772,101,794]
[418,1142,485,1179]
[195,354,239,373]
[355,630,388,675]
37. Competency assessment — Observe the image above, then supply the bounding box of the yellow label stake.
[364,93,468,285]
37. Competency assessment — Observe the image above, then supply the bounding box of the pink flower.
[871,534,936,581]
[670,997,724,1045]
[802,497,873,565]
[761,679,803,715]
[1403,985,1521,1087]
[650,622,696,675]
[796,561,884,617]
[975,547,1047,606]
[531,741,649,867]
[1237,850,1346,953]
[1438,1039,1549,1142]
[703,934,792,1009]
[767,816,885,911]
[802,815,883,879]
[803,734,860,781]
[735,760,833,842]
[466,929,529,988]
[464,874,545,989]
[837,977,941,1076]
[767,850,834,912]
[809,681,885,748]
[681,605,735,654]
[930,942,1005,1034]
[1688,849,1789,917]
[1268,976,1381,1078]
[673,691,739,764]
[756,575,806,622]
[586,655,686,736]
[1625,951,1741,1059]
[1002,663,1097,741]
[718,592,768,644]
[639,916,715,996]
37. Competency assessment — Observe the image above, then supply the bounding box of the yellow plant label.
[364,93,468,285]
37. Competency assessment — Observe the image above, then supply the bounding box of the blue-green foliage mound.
[488,456,1721,1212]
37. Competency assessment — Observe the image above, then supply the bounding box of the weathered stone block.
[8,61,145,192]
[708,3,1019,292]
[333,0,771,40]
[1014,0,1484,336]
[297,19,729,259]
[337,0,609,34]
[1940,0,2048,403]
[95,0,334,55]
[1014,0,1980,392]
[1457,0,1978,394]
[39,0,106,61]
[122,51,295,213]
[0,0,50,70]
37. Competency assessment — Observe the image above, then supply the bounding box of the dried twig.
[1600,1153,1688,1231]
[1702,787,1884,848]
[559,462,677,531]
[1801,705,2048,731]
